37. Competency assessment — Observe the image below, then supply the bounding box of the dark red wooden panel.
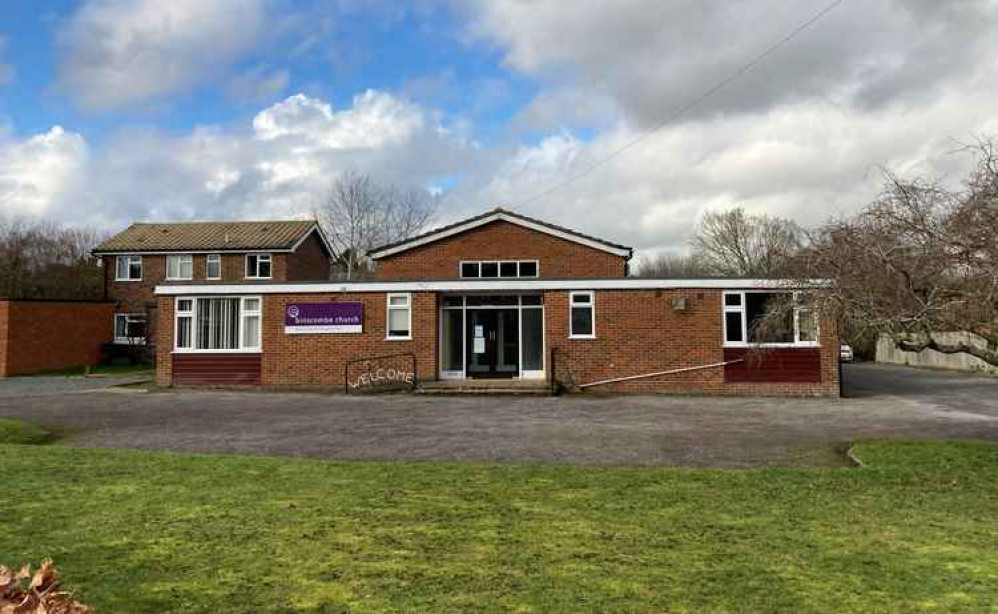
[172,353,262,386]
[723,347,822,383]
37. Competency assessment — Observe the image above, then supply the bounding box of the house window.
[518,261,538,277]
[245,253,272,279]
[205,254,221,280]
[176,296,262,352]
[461,262,480,278]
[175,299,194,349]
[115,255,142,281]
[723,291,818,346]
[114,313,147,344]
[386,293,411,340]
[569,291,595,338]
[166,254,193,280]
[459,260,540,278]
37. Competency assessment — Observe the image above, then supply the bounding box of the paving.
[0,363,996,467]
[0,374,153,398]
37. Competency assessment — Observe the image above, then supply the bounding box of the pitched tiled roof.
[368,207,633,259]
[93,220,322,254]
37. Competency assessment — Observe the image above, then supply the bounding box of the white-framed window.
[114,313,147,344]
[175,298,194,349]
[174,296,263,352]
[386,293,411,340]
[245,253,272,279]
[166,254,193,280]
[723,291,819,347]
[459,260,540,278]
[569,291,595,339]
[115,255,142,281]
[205,254,222,280]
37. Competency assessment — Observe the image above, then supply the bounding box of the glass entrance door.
[466,309,518,378]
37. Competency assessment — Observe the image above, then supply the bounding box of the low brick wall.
[0,299,114,376]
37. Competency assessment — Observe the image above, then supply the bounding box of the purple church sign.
[284,302,363,334]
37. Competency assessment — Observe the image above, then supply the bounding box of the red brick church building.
[153,208,840,396]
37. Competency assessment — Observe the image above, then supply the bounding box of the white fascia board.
[155,278,828,296]
[367,212,633,259]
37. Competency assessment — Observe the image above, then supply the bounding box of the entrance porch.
[438,294,545,381]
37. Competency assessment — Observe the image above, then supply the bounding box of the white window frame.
[568,291,596,339]
[172,295,263,354]
[459,260,541,279]
[166,254,193,281]
[115,255,142,281]
[175,298,194,349]
[205,254,222,280]
[386,292,412,341]
[114,313,147,345]
[722,291,820,348]
[245,253,273,279]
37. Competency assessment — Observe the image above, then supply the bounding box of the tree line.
[0,218,106,300]
[637,139,998,365]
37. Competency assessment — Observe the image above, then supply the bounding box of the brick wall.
[156,292,437,388]
[155,288,839,396]
[285,232,331,281]
[546,289,839,397]
[0,300,114,376]
[375,220,628,279]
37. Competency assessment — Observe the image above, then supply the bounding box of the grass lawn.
[0,418,56,445]
[1,440,996,613]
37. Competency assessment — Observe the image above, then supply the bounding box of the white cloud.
[464,1,998,128]
[253,91,425,150]
[0,91,476,227]
[56,0,268,109]
[225,67,290,105]
[0,127,88,216]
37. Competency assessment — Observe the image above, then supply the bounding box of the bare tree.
[316,171,436,279]
[0,217,106,299]
[634,253,712,278]
[797,138,998,366]
[692,207,805,277]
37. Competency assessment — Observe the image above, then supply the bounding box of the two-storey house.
[93,220,332,348]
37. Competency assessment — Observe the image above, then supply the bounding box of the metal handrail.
[344,352,418,394]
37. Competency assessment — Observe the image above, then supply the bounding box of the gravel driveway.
[0,363,996,467]
[0,374,152,397]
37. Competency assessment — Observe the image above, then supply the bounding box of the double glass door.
[439,295,544,380]
[466,309,519,377]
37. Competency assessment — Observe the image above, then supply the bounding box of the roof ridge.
[129,219,315,225]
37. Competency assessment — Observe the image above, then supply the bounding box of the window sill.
[244,277,273,281]
[569,335,596,340]
[723,343,821,349]
[114,340,147,345]
[386,336,412,341]
[171,349,262,354]
[114,278,142,282]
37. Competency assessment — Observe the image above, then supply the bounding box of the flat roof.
[155,277,827,296]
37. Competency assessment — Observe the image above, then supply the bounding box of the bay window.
[569,291,595,339]
[174,296,262,352]
[166,254,193,280]
[723,291,818,346]
[115,255,142,281]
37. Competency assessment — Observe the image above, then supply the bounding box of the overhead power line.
[514,0,847,207]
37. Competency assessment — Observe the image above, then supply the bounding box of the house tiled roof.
[368,207,633,259]
[93,220,321,254]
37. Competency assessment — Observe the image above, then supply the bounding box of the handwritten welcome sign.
[284,302,363,334]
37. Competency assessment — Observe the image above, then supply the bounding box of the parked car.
[840,344,854,362]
